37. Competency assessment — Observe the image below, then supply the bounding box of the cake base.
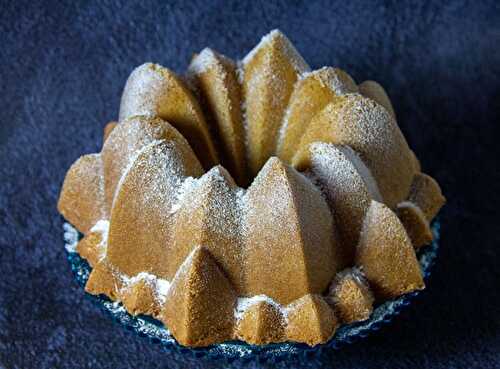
[63,219,440,363]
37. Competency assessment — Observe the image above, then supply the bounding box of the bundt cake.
[58,29,445,347]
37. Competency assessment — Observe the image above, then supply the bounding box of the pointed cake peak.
[235,299,285,344]
[58,153,106,234]
[293,93,416,207]
[304,142,382,266]
[242,29,283,65]
[301,67,358,95]
[101,115,199,212]
[200,164,236,187]
[396,201,433,249]
[188,48,218,75]
[168,164,243,292]
[160,245,236,347]
[118,62,219,169]
[241,30,310,176]
[175,244,207,276]
[244,155,339,304]
[255,155,286,174]
[106,138,203,279]
[267,28,284,38]
[188,49,247,186]
[242,29,309,73]
[276,67,358,161]
[245,156,292,191]
[285,294,338,345]
[359,80,396,119]
[327,268,374,324]
[407,173,446,221]
[356,200,425,299]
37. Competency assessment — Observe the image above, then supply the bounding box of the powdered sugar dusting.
[275,73,308,152]
[336,145,382,201]
[397,200,427,219]
[335,266,369,287]
[300,67,357,95]
[276,100,294,151]
[305,142,384,255]
[234,295,282,320]
[308,142,374,198]
[282,296,309,323]
[110,137,202,239]
[102,116,185,211]
[168,166,246,291]
[328,267,372,301]
[63,222,79,252]
[89,219,110,261]
[119,63,197,122]
[237,88,250,161]
[238,30,310,169]
[241,29,309,73]
[169,176,198,214]
[155,279,171,304]
[171,166,243,240]
[121,271,157,287]
[120,271,171,305]
[310,142,376,203]
[173,166,233,213]
[276,67,358,156]
[277,67,358,154]
[240,158,298,236]
[360,200,413,252]
[333,94,415,206]
[119,63,165,121]
[112,139,165,205]
[90,219,110,235]
[188,48,218,75]
[173,245,200,282]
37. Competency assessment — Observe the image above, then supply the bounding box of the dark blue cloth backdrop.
[1,1,499,368]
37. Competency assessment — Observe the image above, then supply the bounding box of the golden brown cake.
[285,294,338,345]
[277,67,358,162]
[235,298,285,344]
[240,30,309,177]
[119,63,219,169]
[292,94,417,208]
[188,49,247,186]
[358,80,396,119]
[356,200,425,299]
[103,121,117,142]
[58,29,445,348]
[396,201,434,249]
[327,268,374,324]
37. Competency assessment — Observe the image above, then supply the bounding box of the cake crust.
[396,201,434,249]
[407,172,446,221]
[241,30,310,176]
[277,67,358,162]
[243,157,338,304]
[328,268,374,323]
[293,94,417,208]
[58,154,107,234]
[189,49,247,186]
[119,63,219,169]
[356,200,425,299]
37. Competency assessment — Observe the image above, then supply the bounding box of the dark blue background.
[1,1,499,368]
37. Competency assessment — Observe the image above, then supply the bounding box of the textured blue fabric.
[0,1,499,368]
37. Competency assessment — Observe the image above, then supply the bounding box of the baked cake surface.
[58,29,445,347]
